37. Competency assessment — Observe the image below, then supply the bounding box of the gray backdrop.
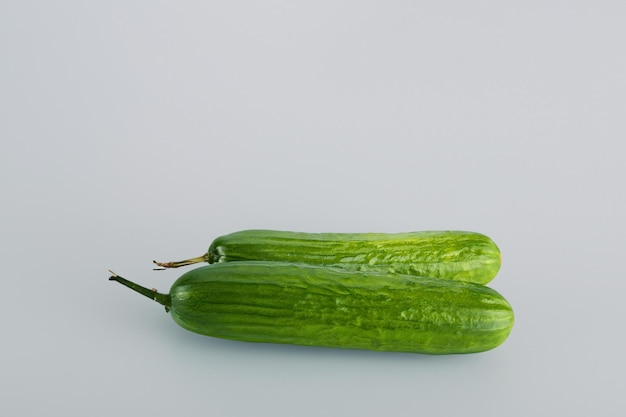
[2,1,624,416]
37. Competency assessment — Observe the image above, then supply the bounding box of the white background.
[2,1,625,416]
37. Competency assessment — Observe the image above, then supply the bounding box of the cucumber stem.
[153,254,208,269]
[109,270,171,312]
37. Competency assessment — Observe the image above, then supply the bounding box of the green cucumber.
[154,230,502,285]
[110,262,514,354]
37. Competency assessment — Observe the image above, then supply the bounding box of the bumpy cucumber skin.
[169,262,514,354]
[207,230,501,285]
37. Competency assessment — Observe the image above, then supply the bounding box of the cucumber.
[110,262,514,354]
[154,230,502,285]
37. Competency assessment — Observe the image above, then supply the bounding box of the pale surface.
[1,2,624,416]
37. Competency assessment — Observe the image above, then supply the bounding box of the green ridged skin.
[167,262,513,354]
[205,230,501,285]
